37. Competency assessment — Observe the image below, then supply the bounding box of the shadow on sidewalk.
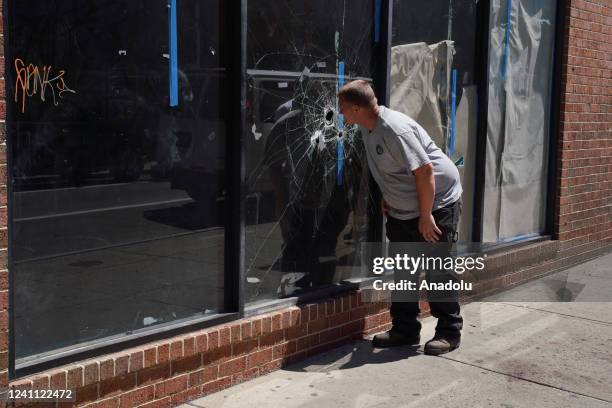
[283,340,421,372]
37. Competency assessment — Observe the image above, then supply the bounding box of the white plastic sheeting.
[390,41,455,150]
[483,0,557,242]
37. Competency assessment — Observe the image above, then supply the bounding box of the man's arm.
[413,163,441,242]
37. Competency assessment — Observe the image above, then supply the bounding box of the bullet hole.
[325,108,335,125]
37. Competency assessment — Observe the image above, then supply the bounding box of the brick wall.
[8,293,392,408]
[556,0,612,253]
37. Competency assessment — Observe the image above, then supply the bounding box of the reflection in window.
[8,0,227,361]
[244,0,377,303]
[391,0,479,242]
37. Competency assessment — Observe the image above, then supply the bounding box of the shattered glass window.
[244,0,377,303]
[391,0,479,242]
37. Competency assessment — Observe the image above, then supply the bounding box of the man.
[338,80,463,355]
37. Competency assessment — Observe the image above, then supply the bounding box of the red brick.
[230,324,241,342]
[83,362,100,386]
[169,385,202,406]
[115,356,129,376]
[259,331,284,348]
[319,327,343,344]
[259,359,282,375]
[118,385,154,408]
[202,345,231,365]
[100,359,115,381]
[129,351,144,372]
[90,396,120,408]
[195,334,208,353]
[261,317,272,334]
[241,321,252,339]
[207,330,219,350]
[297,334,319,351]
[153,375,188,399]
[66,366,83,389]
[219,327,231,346]
[144,347,157,368]
[49,370,67,389]
[273,341,297,360]
[232,338,258,356]
[231,367,259,385]
[170,354,202,376]
[188,366,218,387]
[285,323,308,340]
[169,341,183,361]
[157,344,170,365]
[252,320,262,337]
[31,375,49,390]
[182,337,195,357]
[246,348,273,369]
[201,376,231,396]
[74,383,100,406]
[271,314,282,331]
[99,373,136,398]
[307,318,328,334]
[137,397,171,408]
[328,311,351,327]
[136,363,171,387]
[218,357,246,377]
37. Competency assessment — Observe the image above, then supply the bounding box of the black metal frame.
[3,0,17,382]
[471,0,491,243]
[546,0,569,239]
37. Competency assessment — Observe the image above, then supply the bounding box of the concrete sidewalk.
[180,253,612,408]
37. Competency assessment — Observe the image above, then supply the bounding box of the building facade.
[0,0,610,407]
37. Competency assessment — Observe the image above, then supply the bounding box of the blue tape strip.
[169,0,179,107]
[337,60,345,185]
[374,0,382,43]
[337,141,344,185]
[501,0,512,80]
[449,69,457,158]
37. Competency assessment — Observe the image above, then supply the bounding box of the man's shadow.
[283,339,421,372]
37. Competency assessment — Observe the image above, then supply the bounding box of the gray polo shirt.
[361,105,462,220]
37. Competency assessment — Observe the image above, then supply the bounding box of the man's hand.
[418,213,442,242]
[381,199,390,216]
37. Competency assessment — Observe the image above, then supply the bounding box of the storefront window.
[244,0,377,304]
[8,0,228,362]
[483,0,557,242]
[390,0,480,242]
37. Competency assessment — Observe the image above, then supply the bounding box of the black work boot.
[372,329,420,348]
[424,332,461,355]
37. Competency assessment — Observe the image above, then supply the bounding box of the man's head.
[338,80,378,127]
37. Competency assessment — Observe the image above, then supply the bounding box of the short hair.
[338,80,378,108]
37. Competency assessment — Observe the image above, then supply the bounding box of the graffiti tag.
[14,58,77,113]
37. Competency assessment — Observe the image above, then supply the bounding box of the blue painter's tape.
[449,69,457,158]
[501,0,512,80]
[337,140,344,185]
[374,0,382,43]
[169,0,179,107]
[337,60,345,185]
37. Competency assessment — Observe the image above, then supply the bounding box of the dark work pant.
[385,199,463,336]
